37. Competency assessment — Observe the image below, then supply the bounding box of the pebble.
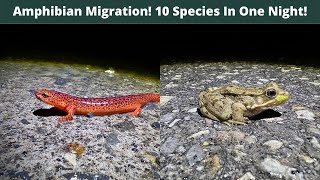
[187,107,198,113]
[244,135,257,144]
[299,155,315,164]
[294,136,304,144]
[216,131,245,143]
[176,145,186,154]
[263,140,283,150]
[233,149,247,162]
[132,147,139,153]
[238,172,255,180]
[235,144,244,151]
[291,106,305,111]
[213,123,221,129]
[203,155,220,176]
[310,137,320,149]
[54,77,68,85]
[28,89,36,95]
[258,79,269,82]
[160,96,175,107]
[161,113,176,124]
[295,110,315,120]
[143,154,158,167]
[105,132,120,146]
[309,82,320,86]
[196,165,204,171]
[187,130,210,139]
[184,116,191,121]
[151,122,160,129]
[165,82,179,88]
[281,68,290,72]
[172,74,181,80]
[160,137,179,154]
[168,119,181,127]
[21,119,31,124]
[216,75,226,79]
[104,69,114,74]
[114,120,136,131]
[202,141,210,146]
[263,117,284,123]
[305,144,320,159]
[290,67,301,70]
[307,127,320,135]
[64,153,77,166]
[260,157,303,180]
[186,144,206,166]
[233,145,247,161]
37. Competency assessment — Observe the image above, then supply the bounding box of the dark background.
[1,25,319,76]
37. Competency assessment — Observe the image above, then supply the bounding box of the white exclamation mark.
[148,6,152,16]
[304,6,307,16]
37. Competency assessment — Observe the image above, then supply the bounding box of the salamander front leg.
[57,106,75,121]
[129,105,142,117]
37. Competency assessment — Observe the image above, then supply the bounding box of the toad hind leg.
[225,120,247,125]
[200,105,246,125]
[129,105,142,117]
[57,105,75,121]
[199,106,220,121]
[203,100,232,121]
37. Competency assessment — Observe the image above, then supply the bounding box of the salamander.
[35,88,160,121]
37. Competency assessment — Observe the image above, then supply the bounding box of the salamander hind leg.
[129,105,142,117]
[57,105,75,121]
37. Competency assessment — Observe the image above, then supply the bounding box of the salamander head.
[35,88,69,109]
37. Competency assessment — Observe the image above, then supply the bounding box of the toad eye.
[266,88,277,98]
[42,93,50,98]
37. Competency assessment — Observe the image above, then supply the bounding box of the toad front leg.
[226,102,248,125]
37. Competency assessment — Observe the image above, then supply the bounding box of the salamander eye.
[42,93,50,98]
[266,88,277,98]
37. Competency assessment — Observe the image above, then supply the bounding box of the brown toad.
[198,82,289,125]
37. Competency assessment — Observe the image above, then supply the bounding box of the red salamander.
[35,88,160,121]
